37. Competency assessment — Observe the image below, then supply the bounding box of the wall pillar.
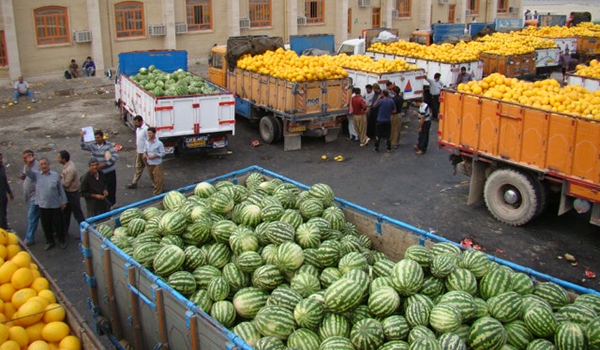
[2,0,21,80]
[286,0,298,40]
[86,0,105,73]
[229,0,240,37]
[336,0,349,44]
[382,0,394,29]
[419,0,433,30]
[460,0,469,23]
[162,0,176,50]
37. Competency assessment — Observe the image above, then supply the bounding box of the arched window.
[186,0,212,31]
[34,7,69,45]
[115,2,145,38]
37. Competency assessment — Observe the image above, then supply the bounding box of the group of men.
[67,57,96,79]
[0,116,164,251]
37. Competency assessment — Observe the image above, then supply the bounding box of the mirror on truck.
[209,51,223,69]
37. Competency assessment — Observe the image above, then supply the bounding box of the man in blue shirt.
[372,90,397,153]
[83,56,96,77]
[25,157,67,250]
[144,127,165,196]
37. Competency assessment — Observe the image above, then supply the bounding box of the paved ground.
[0,74,598,346]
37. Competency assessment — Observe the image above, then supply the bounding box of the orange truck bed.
[227,68,350,119]
[479,52,536,77]
[438,90,600,203]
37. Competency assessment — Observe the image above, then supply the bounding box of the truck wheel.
[259,116,280,144]
[483,169,540,226]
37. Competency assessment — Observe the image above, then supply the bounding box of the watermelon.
[299,198,324,220]
[350,318,386,350]
[319,336,355,350]
[126,218,146,237]
[380,341,410,350]
[479,267,513,300]
[431,254,456,278]
[194,182,217,198]
[236,251,263,273]
[409,337,441,349]
[265,221,296,245]
[460,249,491,278]
[294,297,325,329]
[189,289,212,312]
[142,206,162,220]
[391,259,424,296]
[324,277,363,313]
[206,242,231,269]
[160,234,184,248]
[207,276,230,301]
[318,240,342,267]
[119,208,142,227]
[382,315,410,341]
[533,282,570,311]
[260,204,284,222]
[320,267,342,288]
[554,322,586,350]
[319,312,351,339]
[192,265,221,289]
[279,209,303,229]
[370,276,393,294]
[510,272,535,295]
[252,264,284,291]
[95,224,114,238]
[295,223,322,249]
[163,190,186,210]
[467,317,507,350]
[586,317,600,350]
[368,286,401,317]
[488,292,523,323]
[255,336,285,350]
[276,241,305,272]
[525,339,557,350]
[253,305,296,340]
[240,204,261,227]
[183,246,205,271]
[429,304,462,333]
[232,287,268,319]
[229,230,259,256]
[210,191,235,214]
[232,322,261,348]
[344,269,371,298]
[309,183,335,207]
[267,286,303,311]
[322,206,345,230]
[555,304,597,326]
[290,272,321,298]
[504,320,534,350]
[405,301,431,327]
[211,219,238,243]
[338,251,368,274]
[408,325,436,344]
[210,300,236,328]
[574,294,600,313]
[287,328,321,350]
[438,333,467,350]
[153,245,185,276]
[523,305,557,338]
[133,242,162,269]
[158,211,187,235]
[404,245,433,268]
[472,297,490,320]
[419,275,446,298]
[167,270,196,296]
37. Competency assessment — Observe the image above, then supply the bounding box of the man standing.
[144,127,165,196]
[372,90,397,153]
[13,76,35,104]
[362,84,374,145]
[367,84,382,140]
[427,73,443,121]
[0,154,14,230]
[559,48,571,79]
[25,157,67,250]
[80,129,119,207]
[127,116,148,189]
[57,150,85,237]
[80,159,110,218]
[19,150,39,245]
[351,88,368,147]
[390,86,404,149]
[413,100,433,155]
[456,67,473,85]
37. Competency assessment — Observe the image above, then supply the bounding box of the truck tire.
[259,116,280,144]
[483,168,540,226]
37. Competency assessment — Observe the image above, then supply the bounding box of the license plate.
[213,140,227,148]
[164,146,175,154]
[185,136,208,148]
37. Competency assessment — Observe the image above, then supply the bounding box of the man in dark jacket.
[0,153,14,229]
[390,86,405,148]
[372,90,397,152]
[80,159,110,218]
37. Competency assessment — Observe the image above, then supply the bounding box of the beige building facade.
[0,0,520,82]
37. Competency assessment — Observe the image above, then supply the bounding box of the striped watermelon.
[504,320,534,350]
[382,315,410,341]
[431,242,461,256]
[119,207,143,226]
[134,231,161,245]
[322,206,345,230]
[299,198,324,220]
[322,228,342,241]
[210,191,235,214]
[318,240,342,267]
[158,211,187,236]
[429,304,462,333]
[479,267,513,300]
[246,192,266,207]
[521,294,553,319]
[343,269,371,299]
[183,246,206,271]
[467,317,507,350]
[236,251,263,273]
[229,230,259,256]
[211,219,238,243]
[232,287,268,319]
[210,300,236,328]
[260,203,284,222]
[586,317,600,350]
[352,305,375,325]
[255,336,285,350]
[186,218,213,244]
[390,259,424,296]
[320,267,342,288]
[153,245,185,276]
[533,282,570,311]
[267,286,303,311]
[525,339,557,350]
[233,184,249,202]
[206,242,232,269]
[287,328,321,350]
[338,251,368,275]
[163,190,186,210]
[126,218,146,237]
[133,242,162,270]
[510,272,535,295]
[239,204,261,227]
[232,322,261,348]
[146,215,162,231]
[555,304,597,326]
[95,224,114,238]
[296,263,319,277]
[370,277,393,294]
[523,305,557,338]
[368,286,401,317]
[177,202,195,222]
[438,333,467,350]
[192,265,221,289]
[291,272,321,298]
[167,270,196,296]
[419,276,446,299]
[207,276,230,301]
[279,209,303,229]
[189,205,211,222]
[261,244,278,265]
[380,341,410,350]
[113,226,128,237]
[307,216,332,234]
[276,241,305,272]
[351,318,386,350]
[142,206,162,221]
[244,172,264,190]
[265,221,296,245]
[295,223,322,249]
[554,322,586,350]
[405,301,431,327]
[324,277,363,313]
[460,249,491,278]
[472,297,490,320]
[488,292,523,323]
[339,235,363,255]
[160,234,184,248]
[294,297,324,329]
[253,305,296,340]
[319,312,351,339]
[194,182,217,198]
[273,188,297,209]
[189,289,212,313]
[574,294,600,313]
[404,245,433,268]
[409,337,441,349]
[303,248,323,269]
[408,325,436,344]
[431,254,456,278]
[309,183,335,207]
[404,294,435,312]
[319,336,355,350]
[252,264,284,291]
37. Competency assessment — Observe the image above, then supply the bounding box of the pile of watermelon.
[129,65,219,97]
[96,173,600,350]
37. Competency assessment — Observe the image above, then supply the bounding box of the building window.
[396,0,411,18]
[448,4,456,22]
[249,0,271,27]
[34,7,69,45]
[497,0,508,13]
[305,0,324,24]
[372,7,381,28]
[0,31,6,66]
[186,0,212,31]
[115,2,145,38]
[469,0,480,15]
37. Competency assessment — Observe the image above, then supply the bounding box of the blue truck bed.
[117,50,188,76]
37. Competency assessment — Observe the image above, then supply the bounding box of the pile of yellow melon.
[0,229,81,350]
[519,25,600,38]
[476,32,556,51]
[369,41,481,63]
[574,59,600,78]
[577,22,600,32]
[237,48,349,82]
[457,73,600,120]
[332,54,420,73]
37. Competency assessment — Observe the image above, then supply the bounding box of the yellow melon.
[8,325,29,348]
[59,335,82,350]
[27,340,51,350]
[25,322,46,343]
[0,229,9,245]
[38,290,56,304]
[31,277,50,293]
[0,283,16,302]
[43,303,65,323]
[11,267,34,289]
[41,322,69,343]
[6,232,18,245]
[5,245,20,260]
[11,252,31,268]
[18,299,45,326]
[0,245,7,260]
[11,288,36,309]
[0,340,20,350]
[0,323,9,343]
[0,261,19,284]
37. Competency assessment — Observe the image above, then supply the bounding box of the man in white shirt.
[144,127,165,196]
[127,116,149,189]
[426,73,443,121]
[13,76,35,104]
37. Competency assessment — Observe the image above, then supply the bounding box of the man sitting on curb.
[13,76,35,104]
